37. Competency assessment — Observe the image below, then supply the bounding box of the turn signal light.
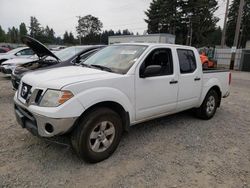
[58,91,74,104]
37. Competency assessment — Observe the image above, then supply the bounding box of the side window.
[73,49,98,64]
[19,49,34,55]
[177,49,196,74]
[140,48,173,77]
[80,49,98,62]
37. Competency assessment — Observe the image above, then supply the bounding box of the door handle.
[194,77,201,81]
[169,80,178,84]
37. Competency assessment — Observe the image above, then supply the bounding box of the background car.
[11,36,105,89]
[0,47,34,65]
[0,47,10,54]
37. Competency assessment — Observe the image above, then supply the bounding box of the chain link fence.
[213,48,242,70]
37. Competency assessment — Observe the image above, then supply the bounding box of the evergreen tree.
[7,27,19,43]
[206,26,222,46]
[63,31,69,44]
[19,23,27,39]
[226,0,250,47]
[43,26,55,43]
[182,0,219,46]
[145,0,180,34]
[145,0,219,46]
[0,26,7,42]
[29,16,42,39]
[115,30,121,35]
[122,29,133,35]
[68,32,75,44]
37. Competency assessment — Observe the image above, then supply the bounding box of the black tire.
[196,90,219,120]
[71,107,123,163]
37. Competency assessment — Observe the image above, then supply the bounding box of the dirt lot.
[0,71,250,188]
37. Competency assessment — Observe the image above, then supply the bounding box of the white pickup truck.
[14,43,231,162]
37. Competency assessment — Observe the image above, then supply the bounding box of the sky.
[0,0,230,38]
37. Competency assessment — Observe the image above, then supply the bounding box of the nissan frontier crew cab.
[14,43,231,163]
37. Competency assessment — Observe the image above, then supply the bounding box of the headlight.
[39,89,74,107]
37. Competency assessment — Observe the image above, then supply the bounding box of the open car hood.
[21,36,59,61]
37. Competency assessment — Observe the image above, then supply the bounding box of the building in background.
[108,33,175,45]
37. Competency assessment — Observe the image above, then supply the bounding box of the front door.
[135,48,178,121]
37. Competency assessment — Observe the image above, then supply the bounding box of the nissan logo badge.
[21,86,28,97]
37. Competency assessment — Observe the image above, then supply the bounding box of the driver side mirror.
[140,65,162,78]
[74,56,81,64]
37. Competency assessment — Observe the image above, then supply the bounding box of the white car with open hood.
[14,43,231,163]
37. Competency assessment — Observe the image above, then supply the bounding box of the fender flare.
[199,78,222,106]
[75,87,135,122]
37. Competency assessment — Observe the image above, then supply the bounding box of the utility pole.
[186,17,192,46]
[220,0,230,48]
[189,21,193,46]
[76,16,82,45]
[229,0,244,70]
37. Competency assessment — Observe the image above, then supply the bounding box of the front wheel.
[71,107,123,163]
[196,90,219,120]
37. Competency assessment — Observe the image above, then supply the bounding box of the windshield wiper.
[81,63,93,68]
[81,63,113,72]
[89,64,113,72]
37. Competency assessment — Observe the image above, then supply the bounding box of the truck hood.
[21,66,120,89]
[22,36,59,60]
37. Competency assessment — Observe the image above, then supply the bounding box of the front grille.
[15,104,36,124]
[20,82,32,100]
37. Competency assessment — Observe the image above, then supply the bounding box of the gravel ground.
[0,71,250,188]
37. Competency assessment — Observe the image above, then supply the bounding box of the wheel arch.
[72,101,130,133]
[208,85,222,107]
[200,85,222,108]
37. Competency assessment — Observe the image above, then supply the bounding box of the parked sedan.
[0,47,34,64]
[11,36,105,89]
[0,47,10,53]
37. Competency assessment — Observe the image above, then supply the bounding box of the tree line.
[0,16,133,45]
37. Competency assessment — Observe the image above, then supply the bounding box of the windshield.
[55,46,86,61]
[82,45,147,74]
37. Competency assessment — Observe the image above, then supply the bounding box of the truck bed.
[203,68,230,73]
[202,68,231,98]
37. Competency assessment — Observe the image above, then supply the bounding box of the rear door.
[176,48,202,110]
[135,47,178,121]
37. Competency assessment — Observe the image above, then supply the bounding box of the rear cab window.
[177,49,197,74]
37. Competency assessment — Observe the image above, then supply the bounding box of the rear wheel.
[196,90,219,120]
[71,107,123,163]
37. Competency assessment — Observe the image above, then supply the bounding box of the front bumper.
[14,99,78,137]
